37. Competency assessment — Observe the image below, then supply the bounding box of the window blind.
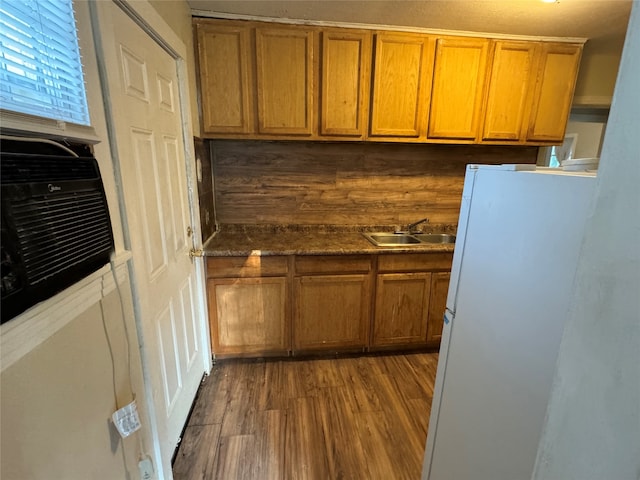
[0,0,89,125]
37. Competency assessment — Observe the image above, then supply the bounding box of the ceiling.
[187,0,633,54]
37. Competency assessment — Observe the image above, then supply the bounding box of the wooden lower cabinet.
[372,272,432,348]
[374,253,453,350]
[427,272,451,346]
[206,256,290,357]
[293,274,371,352]
[208,277,289,356]
[293,255,372,353]
[205,253,451,357]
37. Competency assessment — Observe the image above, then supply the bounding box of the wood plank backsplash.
[212,141,537,226]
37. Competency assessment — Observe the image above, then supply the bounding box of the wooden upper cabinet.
[193,19,583,145]
[482,41,538,142]
[369,33,434,138]
[320,30,372,137]
[255,26,314,136]
[526,43,582,142]
[428,37,490,140]
[195,21,253,134]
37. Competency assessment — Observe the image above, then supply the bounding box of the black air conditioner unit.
[1,143,115,323]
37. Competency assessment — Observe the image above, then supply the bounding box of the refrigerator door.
[423,166,596,480]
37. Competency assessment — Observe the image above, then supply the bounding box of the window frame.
[0,0,98,143]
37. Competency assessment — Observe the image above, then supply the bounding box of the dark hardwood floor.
[173,352,439,480]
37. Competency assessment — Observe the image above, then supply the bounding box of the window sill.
[0,109,100,144]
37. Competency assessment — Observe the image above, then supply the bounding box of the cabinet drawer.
[207,255,289,278]
[295,255,372,274]
[378,253,453,272]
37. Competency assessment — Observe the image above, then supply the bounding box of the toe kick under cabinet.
[205,252,453,358]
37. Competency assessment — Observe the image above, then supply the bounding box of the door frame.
[89,0,212,476]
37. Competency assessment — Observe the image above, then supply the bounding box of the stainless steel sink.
[415,233,457,244]
[363,233,422,246]
[363,232,456,247]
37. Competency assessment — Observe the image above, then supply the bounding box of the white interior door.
[94,2,207,475]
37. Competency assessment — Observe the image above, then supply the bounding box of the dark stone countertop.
[203,224,456,256]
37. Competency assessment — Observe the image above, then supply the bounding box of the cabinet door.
[373,273,432,348]
[195,21,253,134]
[428,37,489,140]
[369,33,433,138]
[482,41,537,141]
[320,30,371,137]
[294,274,370,351]
[427,272,450,345]
[255,26,314,136]
[208,277,289,355]
[526,43,582,142]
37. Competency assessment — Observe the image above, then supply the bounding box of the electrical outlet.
[138,456,154,480]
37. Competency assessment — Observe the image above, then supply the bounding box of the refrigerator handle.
[444,308,454,324]
[443,307,456,325]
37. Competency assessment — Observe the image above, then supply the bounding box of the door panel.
[179,277,199,370]
[157,303,182,416]
[96,2,206,473]
[130,129,168,278]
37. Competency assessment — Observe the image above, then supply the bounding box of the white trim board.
[191,10,587,44]
[0,250,132,372]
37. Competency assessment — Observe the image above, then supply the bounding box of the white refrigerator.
[422,164,596,480]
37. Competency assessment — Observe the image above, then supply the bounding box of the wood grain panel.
[172,424,221,480]
[195,21,253,134]
[373,273,431,347]
[295,255,372,274]
[378,252,453,272]
[483,41,538,141]
[294,274,370,351]
[174,352,439,480]
[321,30,371,137]
[527,43,582,142]
[427,271,451,345]
[428,37,490,140]
[212,141,537,226]
[369,33,433,137]
[207,255,288,278]
[285,397,332,479]
[208,277,289,355]
[255,26,314,135]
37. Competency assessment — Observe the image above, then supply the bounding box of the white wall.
[532,2,640,479]
[0,281,148,479]
[565,120,605,158]
[0,1,160,478]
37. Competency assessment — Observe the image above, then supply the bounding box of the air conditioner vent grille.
[11,191,113,284]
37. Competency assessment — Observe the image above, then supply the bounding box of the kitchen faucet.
[397,217,429,234]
